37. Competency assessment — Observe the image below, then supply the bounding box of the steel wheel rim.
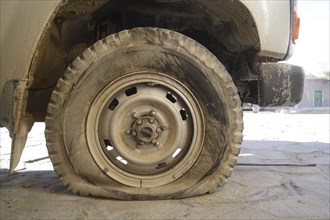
[86,72,204,187]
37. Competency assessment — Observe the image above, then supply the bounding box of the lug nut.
[132,131,137,136]
[149,118,155,124]
[156,127,162,133]
[132,112,138,119]
[137,119,143,125]
[151,140,160,146]
[162,125,167,130]
[150,110,156,116]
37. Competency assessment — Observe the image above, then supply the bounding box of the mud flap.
[258,63,305,107]
[0,80,18,130]
[9,117,34,174]
[0,80,34,174]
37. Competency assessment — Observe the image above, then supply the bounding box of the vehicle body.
[0,0,304,199]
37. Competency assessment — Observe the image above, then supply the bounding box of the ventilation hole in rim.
[180,108,188,121]
[108,98,119,110]
[166,92,177,103]
[116,156,128,165]
[104,139,113,151]
[125,87,137,96]
[172,148,182,158]
[156,162,167,169]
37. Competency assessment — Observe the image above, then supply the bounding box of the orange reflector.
[292,10,300,43]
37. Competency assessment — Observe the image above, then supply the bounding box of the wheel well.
[27,0,260,121]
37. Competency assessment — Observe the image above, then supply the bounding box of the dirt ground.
[1,112,329,219]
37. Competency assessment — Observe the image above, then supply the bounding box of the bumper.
[258,63,305,107]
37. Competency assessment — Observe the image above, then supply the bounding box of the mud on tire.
[45,27,243,200]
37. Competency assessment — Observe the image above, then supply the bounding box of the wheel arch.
[27,0,260,123]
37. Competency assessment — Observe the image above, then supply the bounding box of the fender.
[0,0,107,173]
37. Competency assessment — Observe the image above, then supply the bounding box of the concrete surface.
[0,112,329,219]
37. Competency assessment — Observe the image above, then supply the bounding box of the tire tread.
[45,27,243,199]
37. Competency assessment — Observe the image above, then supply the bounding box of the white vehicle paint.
[241,0,291,58]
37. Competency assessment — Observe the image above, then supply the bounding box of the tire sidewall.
[57,29,238,196]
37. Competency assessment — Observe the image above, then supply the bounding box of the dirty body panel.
[0,1,59,133]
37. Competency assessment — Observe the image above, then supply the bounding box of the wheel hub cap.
[130,114,163,147]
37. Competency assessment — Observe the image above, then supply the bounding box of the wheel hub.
[86,72,204,187]
[129,112,165,148]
